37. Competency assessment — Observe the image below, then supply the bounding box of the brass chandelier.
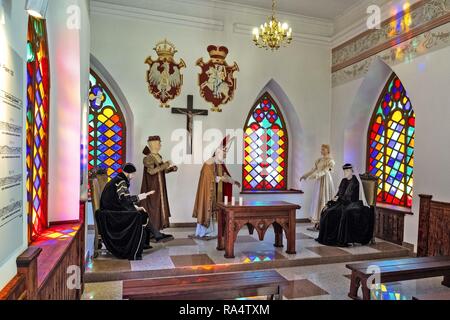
[252,0,293,50]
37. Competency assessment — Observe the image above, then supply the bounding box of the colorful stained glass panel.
[243,93,288,191]
[368,74,415,208]
[88,70,126,180]
[26,17,50,241]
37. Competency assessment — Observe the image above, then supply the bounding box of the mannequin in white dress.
[300,145,336,231]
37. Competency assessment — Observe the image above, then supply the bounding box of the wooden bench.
[346,256,450,300]
[123,270,288,300]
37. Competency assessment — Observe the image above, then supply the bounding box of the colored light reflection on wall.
[388,2,412,38]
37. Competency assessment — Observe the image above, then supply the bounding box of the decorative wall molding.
[332,0,450,72]
[233,23,331,47]
[91,0,334,39]
[332,22,450,87]
[91,1,225,31]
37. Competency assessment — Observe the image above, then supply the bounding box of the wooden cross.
[172,95,208,154]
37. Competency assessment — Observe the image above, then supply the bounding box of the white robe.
[303,157,336,224]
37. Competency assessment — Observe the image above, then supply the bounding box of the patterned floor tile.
[170,254,216,267]
[283,279,329,299]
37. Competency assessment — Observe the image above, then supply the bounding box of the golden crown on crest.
[154,39,177,59]
[207,45,229,61]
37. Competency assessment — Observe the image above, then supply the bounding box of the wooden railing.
[1,203,86,300]
[418,195,450,257]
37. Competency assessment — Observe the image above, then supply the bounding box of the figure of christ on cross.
[172,95,209,154]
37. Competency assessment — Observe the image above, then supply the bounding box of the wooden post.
[417,194,432,257]
[273,223,283,248]
[286,209,296,254]
[216,208,224,251]
[224,211,235,259]
[16,247,42,300]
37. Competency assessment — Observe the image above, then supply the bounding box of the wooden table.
[346,256,450,300]
[123,270,289,300]
[216,201,300,259]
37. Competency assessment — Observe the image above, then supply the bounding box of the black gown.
[317,176,360,246]
[96,173,148,260]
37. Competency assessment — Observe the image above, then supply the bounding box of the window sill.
[377,203,413,215]
[240,189,304,195]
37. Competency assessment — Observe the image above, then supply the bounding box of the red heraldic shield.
[196,45,239,112]
[145,39,186,108]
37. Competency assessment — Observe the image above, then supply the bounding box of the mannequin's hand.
[300,176,305,182]
[146,191,156,197]
[135,206,147,212]
[215,176,222,183]
[171,166,178,172]
[234,181,241,189]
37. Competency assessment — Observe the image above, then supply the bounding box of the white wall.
[0,0,90,290]
[0,0,28,292]
[331,46,450,250]
[47,0,90,223]
[90,3,332,223]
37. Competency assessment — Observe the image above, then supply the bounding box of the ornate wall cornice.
[332,22,450,87]
[332,0,450,87]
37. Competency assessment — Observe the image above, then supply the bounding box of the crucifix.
[172,95,208,154]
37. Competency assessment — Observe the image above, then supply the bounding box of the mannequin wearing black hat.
[97,163,162,260]
[315,164,360,246]
[140,136,177,245]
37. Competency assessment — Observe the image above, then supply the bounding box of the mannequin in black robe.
[317,164,374,246]
[97,163,159,260]
[316,164,359,246]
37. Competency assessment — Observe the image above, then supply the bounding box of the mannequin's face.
[215,148,227,163]
[321,146,329,157]
[343,169,353,180]
[148,140,161,153]
[124,172,134,181]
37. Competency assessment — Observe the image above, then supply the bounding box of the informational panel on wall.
[0,45,24,266]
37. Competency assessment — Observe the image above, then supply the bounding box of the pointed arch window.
[88,69,127,179]
[367,73,415,208]
[243,92,288,191]
[26,16,50,241]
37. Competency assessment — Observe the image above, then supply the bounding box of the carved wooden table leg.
[286,210,297,254]
[217,208,224,251]
[348,272,361,300]
[442,274,450,287]
[273,223,284,248]
[361,277,371,300]
[247,224,255,235]
[224,213,235,259]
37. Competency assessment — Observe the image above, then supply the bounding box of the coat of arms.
[145,39,186,108]
[196,45,239,112]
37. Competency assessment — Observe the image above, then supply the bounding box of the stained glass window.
[26,17,50,241]
[367,74,415,208]
[243,93,288,191]
[88,70,127,179]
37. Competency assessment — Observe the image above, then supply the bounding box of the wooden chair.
[359,173,378,245]
[89,172,109,258]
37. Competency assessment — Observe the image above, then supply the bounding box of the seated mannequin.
[96,163,161,260]
[316,164,366,247]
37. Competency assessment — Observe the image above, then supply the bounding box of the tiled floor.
[82,259,450,300]
[85,224,411,283]
[82,223,449,300]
